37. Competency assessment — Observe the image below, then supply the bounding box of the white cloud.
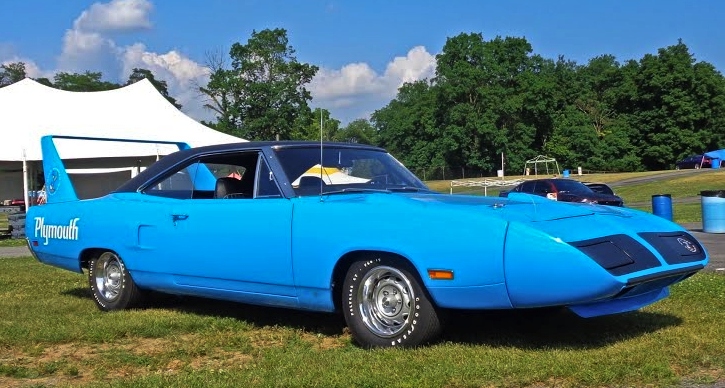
[58,0,152,73]
[309,46,436,123]
[120,43,214,121]
[59,29,120,73]
[121,44,209,84]
[385,46,437,85]
[6,0,438,126]
[74,0,153,32]
[1,56,50,79]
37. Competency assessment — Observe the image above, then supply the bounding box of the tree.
[290,108,340,141]
[374,80,446,170]
[52,71,119,92]
[125,68,182,109]
[200,28,319,140]
[0,62,27,87]
[336,119,378,145]
[630,40,715,169]
[434,34,552,173]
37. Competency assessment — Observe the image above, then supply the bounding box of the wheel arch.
[79,247,117,270]
[330,250,432,312]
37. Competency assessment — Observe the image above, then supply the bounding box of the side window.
[256,156,283,198]
[520,181,535,192]
[143,151,261,200]
[533,182,550,194]
[143,162,200,199]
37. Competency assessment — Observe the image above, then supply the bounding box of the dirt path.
[0,246,29,258]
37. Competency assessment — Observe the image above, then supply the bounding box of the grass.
[0,213,8,234]
[0,257,724,387]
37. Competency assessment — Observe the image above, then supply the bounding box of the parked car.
[9,199,25,211]
[27,136,707,348]
[675,154,712,169]
[584,182,615,196]
[500,178,624,206]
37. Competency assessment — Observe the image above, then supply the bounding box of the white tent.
[0,78,245,204]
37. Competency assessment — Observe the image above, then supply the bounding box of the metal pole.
[501,152,504,178]
[22,149,30,210]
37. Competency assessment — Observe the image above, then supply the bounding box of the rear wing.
[41,135,191,204]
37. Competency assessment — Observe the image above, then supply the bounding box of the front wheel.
[88,251,143,311]
[342,256,442,348]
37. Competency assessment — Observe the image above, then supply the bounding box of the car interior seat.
[215,177,252,199]
[296,176,326,195]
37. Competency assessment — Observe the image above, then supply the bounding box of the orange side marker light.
[428,269,454,280]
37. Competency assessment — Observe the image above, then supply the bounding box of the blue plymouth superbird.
[26,136,708,348]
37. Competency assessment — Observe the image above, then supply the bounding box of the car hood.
[561,191,622,202]
[402,192,631,222]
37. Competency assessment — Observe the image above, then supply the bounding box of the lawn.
[0,257,724,387]
[0,213,8,236]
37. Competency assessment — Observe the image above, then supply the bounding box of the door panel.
[166,198,294,296]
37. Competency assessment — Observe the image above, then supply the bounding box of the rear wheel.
[342,256,442,348]
[88,251,143,311]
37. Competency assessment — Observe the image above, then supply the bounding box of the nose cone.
[503,222,623,308]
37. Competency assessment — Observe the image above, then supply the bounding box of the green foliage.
[335,118,378,145]
[289,108,340,141]
[200,28,319,141]
[52,71,119,91]
[373,80,448,169]
[125,68,182,109]
[0,62,27,87]
[373,36,725,173]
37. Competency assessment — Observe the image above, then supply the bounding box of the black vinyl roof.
[114,141,383,193]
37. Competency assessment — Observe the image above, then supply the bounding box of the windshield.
[274,146,429,196]
[552,180,593,194]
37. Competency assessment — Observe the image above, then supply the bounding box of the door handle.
[172,214,189,223]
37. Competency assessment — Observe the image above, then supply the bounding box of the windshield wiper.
[321,188,392,195]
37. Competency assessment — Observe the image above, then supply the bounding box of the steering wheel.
[368,174,389,186]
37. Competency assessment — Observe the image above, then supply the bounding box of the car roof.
[115,141,384,193]
[520,178,580,183]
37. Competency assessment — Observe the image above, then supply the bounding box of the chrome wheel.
[357,266,414,338]
[94,252,123,302]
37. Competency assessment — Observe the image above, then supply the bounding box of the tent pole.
[22,149,30,210]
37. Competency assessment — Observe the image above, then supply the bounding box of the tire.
[342,256,442,348]
[88,251,143,311]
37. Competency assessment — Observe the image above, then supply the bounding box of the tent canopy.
[523,155,560,176]
[705,149,725,161]
[0,78,243,165]
[0,78,244,202]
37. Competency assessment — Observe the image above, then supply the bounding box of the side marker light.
[428,269,454,280]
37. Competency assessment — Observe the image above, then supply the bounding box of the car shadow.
[61,288,681,349]
[62,287,346,336]
[440,307,681,350]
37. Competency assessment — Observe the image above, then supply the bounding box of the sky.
[2,0,724,126]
